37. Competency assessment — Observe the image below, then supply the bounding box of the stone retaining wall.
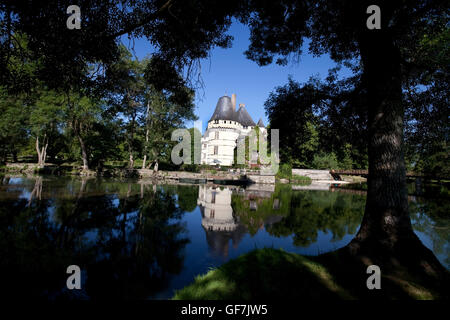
[292,169,333,180]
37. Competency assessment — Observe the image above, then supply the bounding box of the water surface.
[0,176,447,299]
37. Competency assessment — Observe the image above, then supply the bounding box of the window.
[211,192,216,204]
[215,131,219,139]
[214,146,218,155]
[214,119,219,124]
[210,209,215,218]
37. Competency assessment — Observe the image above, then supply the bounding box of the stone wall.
[247,174,275,184]
[291,169,333,180]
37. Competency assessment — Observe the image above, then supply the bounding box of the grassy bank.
[173,248,448,300]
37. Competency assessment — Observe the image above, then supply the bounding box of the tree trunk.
[36,135,49,167]
[142,154,147,170]
[76,131,89,171]
[12,150,18,163]
[129,153,134,169]
[153,159,159,172]
[348,31,446,275]
[42,140,48,166]
[352,32,411,248]
[128,106,137,169]
[142,101,151,169]
[36,136,42,166]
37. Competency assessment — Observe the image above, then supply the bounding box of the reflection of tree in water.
[409,198,450,268]
[232,185,366,248]
[86,184,189,299]
[177,185,199,212]
[267,191,365,247]
[231,184,292,236]
[0,178,189,299]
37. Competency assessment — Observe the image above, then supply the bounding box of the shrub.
[276,163,292,179]
[180,164,200,172]
[312,152,338,170]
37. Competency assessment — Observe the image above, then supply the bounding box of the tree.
[265,74,369,169]
[264,78,323,167]
[66,93,105,171]
[107,46,147,169]
[1,0,447,275]
[404,27,449,177]
[141,59,197,171]
[239,0,448,274]
[0,88,29,163]
[29,89,65,167]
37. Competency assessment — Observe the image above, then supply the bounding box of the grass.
[173,248,449,300]
[173,248,354,300]
[291,174,312,185]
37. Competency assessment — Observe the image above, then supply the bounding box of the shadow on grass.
[173,248,449,300]
[173,248,353,300]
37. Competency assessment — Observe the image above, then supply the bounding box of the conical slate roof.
[257,118,265,127]
[209,96,236,122]
[236,105,256,127]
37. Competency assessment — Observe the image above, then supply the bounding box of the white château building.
[201,94,266,166]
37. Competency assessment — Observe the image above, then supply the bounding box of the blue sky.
[123,21,351,132]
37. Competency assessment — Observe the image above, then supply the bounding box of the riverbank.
[173,248,449,300]
[0,162,319,185]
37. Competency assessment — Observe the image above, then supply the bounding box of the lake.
[0,176,448,299]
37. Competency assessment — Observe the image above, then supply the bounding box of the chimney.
[231,94,236,110]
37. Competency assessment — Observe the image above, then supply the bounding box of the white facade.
[201,94,266,166]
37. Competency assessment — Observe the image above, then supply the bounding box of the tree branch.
[104,0,174,41]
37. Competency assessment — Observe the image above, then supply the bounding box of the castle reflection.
[196,184,279,257]
[197,185,246,257]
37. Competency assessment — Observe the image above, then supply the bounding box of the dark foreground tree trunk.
[12,150,18,163]
[347,31,446,277]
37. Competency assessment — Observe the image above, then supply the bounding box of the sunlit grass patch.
[173,248,352,300]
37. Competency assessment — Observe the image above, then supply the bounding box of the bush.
[180,164,200,172]
[276,163,292,179]
[312,152,338,170]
